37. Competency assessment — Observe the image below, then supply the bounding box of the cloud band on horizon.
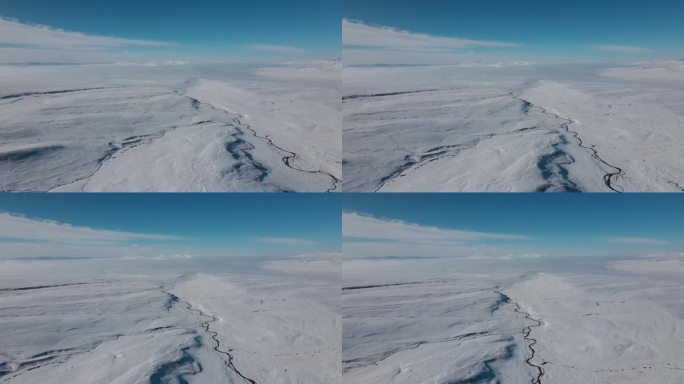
[343,212,538,259]
[342,19,522,66]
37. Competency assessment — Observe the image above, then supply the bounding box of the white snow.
[602,60,684,80]
[342,63,684,192]
[342,256,684,383]
[173,271,341,384]
[261,252,342,275]
[521,79,684,192]
[342,257,534,383]
[0,253,341,383]
[255,60,342,81]
[0,61,340,192]
[505,273,684,383]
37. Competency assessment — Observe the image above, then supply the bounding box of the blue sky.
[343,194,684,259]
[344,0,684,65]
[0,0,340,63]
[0,194,340,259]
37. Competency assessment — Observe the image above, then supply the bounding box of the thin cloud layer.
[0,17,175,64]
[0,212,180,259]
[594,44,652,53]
[606,236,669,245]
[0,17,173,48]
[0,46,135,64]
[0,212,178,243]
[343,19,517,50]
[0,212,330,260]
[249,44,304,53]
[343,19,520,65]
[257,236,318,245]
[343,212,534,259]
[343,212,528,242]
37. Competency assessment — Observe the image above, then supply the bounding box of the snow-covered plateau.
[0,254,341,383]
[342,256,684,383]
[0,60,341,192]
[342,61,684,192]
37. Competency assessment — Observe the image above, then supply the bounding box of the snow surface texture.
[602,59,684,80]
[342,63,684,192]
[342,257,684,383]
[0,255,340,383]
[0,61,341,192]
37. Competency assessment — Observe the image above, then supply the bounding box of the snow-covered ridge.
[342,255,684,383]
[505,273,684,383]
[0,255,341,383]
[0,63,340,191]
[342,64,684,191]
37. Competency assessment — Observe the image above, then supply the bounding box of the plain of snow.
[0,254,341,383]
[342,256,684,383]
[0,61,341,192]
[342,62,684,192]
[602,59,684,80]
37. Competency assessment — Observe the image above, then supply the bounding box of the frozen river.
[343,61,684,192]
[0,61,341,192]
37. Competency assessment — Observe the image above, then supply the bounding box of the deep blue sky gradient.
[344,0,684,60]
[0,194,341,251]
[0,0,340,60]
[343,194,684,253]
